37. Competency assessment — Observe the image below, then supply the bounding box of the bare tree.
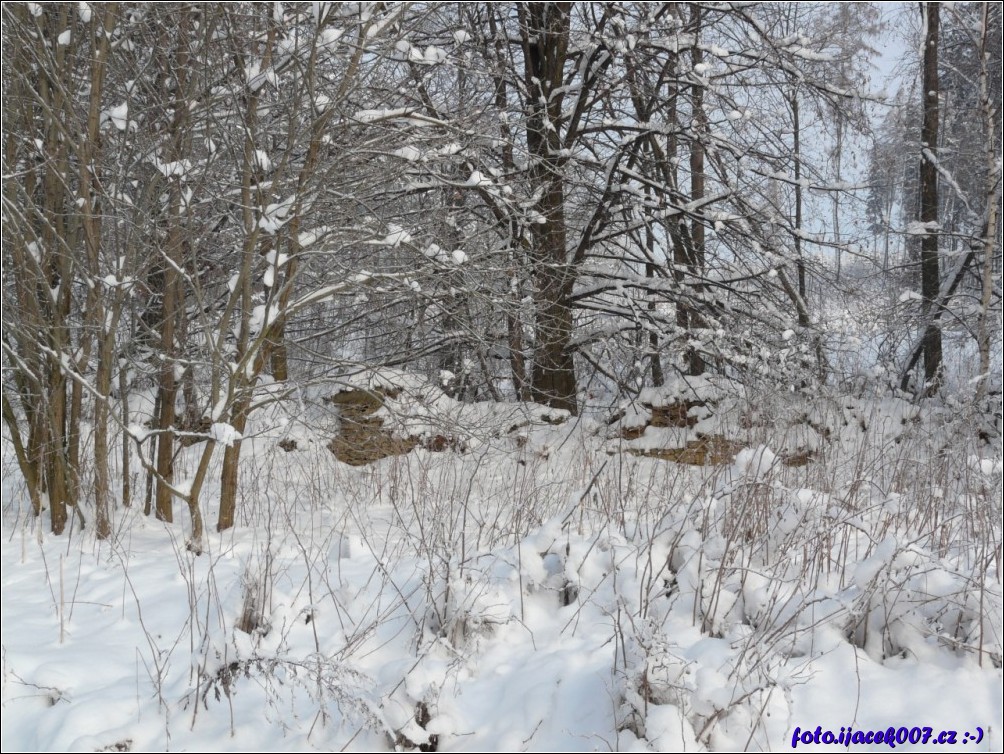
[974,1,1002,402]
[918,1,944,394]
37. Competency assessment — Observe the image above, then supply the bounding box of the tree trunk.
[685,5,706,376]
[217,404,248,532]
[154,7,193,521]
[919,1,943,394]
[37,4,75,534]
[521,3,578,414]
[975,1,1001,402]
[507,269,532,402]
[154,218,179,523]
[84,5,117,540]
[791,88,809,328]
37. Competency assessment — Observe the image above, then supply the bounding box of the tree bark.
[521,3,578,414]
[84,5,118,540]
[975,1,1001,402]
[919,2,943,394]
[685,5,706,376]
[154,7,193,522]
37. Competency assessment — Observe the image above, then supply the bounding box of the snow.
[423,46,447,65]
[103,103,130,132]
[392,145,422,161]
[423,243,449,262]
[294,228,318,249]
[465,170,492,187]
[209,422,243,447]
[211,395,229,422]
[790,47,836,62]
[369,224,412,247]
[353,107,413,123]
[906,220,940,236]
[319,27,343,48]
[153,158,192,178]
[264,250,290,285]
[2,3,1002,749]
[259,196,294,235]
[125,423,151,442]
[638,373,728,407]
[249,303,276,333]
[1,384,1001,752]
[350,108,445,128]
[245,60,277,92]
[265,249,289,269]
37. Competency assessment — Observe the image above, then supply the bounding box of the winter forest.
[1,2,1001,751]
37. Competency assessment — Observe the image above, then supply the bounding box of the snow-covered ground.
[2,385,1001,751]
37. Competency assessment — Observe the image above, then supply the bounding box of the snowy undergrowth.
[2,394,1001,752]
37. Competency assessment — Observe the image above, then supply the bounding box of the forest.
[2,2,1001,751]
